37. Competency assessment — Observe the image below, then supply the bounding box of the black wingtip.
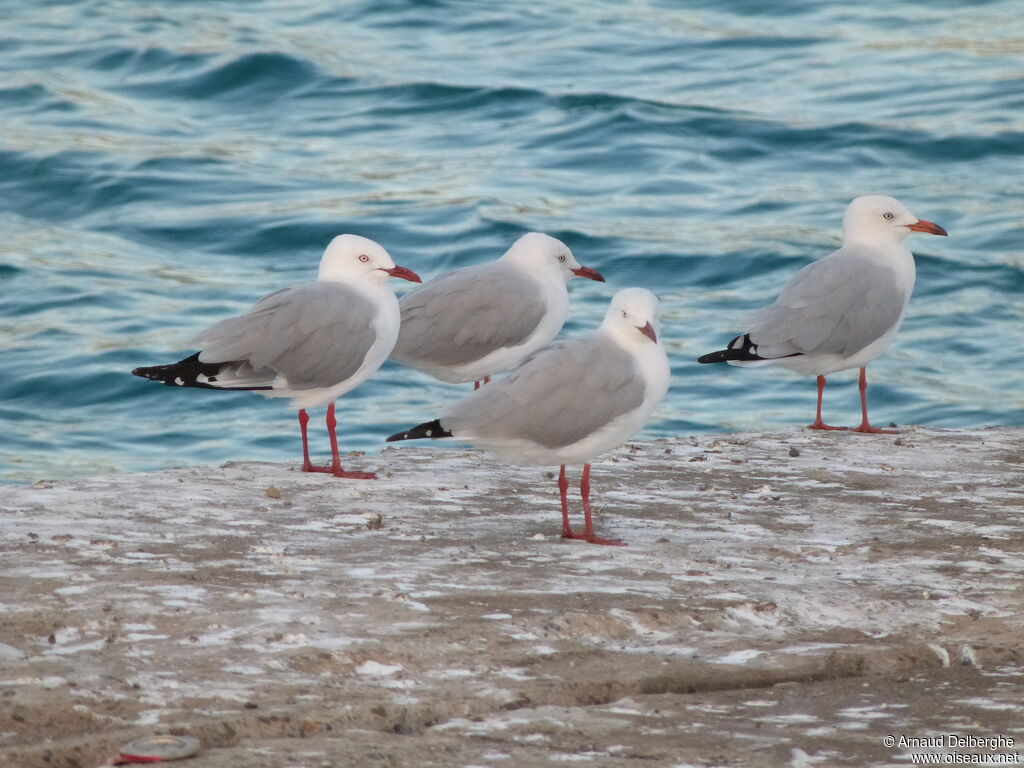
[132,352,238,390]
[386,418,453,443]
[698,333,805,364]
[132,363,176,381]
[132,353,211,387]
[698,333,764,364]
[132,364,174,380]
[697,350,730,364]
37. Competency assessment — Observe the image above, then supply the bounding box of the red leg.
[298,409,314,471]
[473,380,481,390]
[325,402,342,471]
[326,403,377,479]
[473,376,492,390]
[558,465,574,539]
[851,367,898,434]
[301,403,377,479]
[807,375,847,431]
[483,375,491,385]
[561,464,625,546]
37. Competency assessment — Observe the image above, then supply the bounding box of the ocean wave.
[119,51,320,102]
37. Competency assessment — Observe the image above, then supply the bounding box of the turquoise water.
[1,1,1021,483]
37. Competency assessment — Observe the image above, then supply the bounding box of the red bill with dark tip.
[384,265,423,282]
[907,219,948,236]
[638,321,657,343]
[570,266,605,282]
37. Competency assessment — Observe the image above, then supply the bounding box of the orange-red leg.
[299,409,314,471]
[558,465,572,538]
[559,464,625,546]
[807,375,847,431]
[299,403,377,479]
[851,367,898,434]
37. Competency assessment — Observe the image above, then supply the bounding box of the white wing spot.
[425,429,433,437]
[174,377,184,385]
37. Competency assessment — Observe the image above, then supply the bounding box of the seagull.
[132,234,422,478]
[387,287,670,545]
[390,233,604,389]
[698,195,947,432]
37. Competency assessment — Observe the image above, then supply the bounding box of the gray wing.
[442,334,646,449]
[748,248,908,358]
[193,282,378,389]
[392,262,548,366]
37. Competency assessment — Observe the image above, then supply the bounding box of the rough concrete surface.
[1,426,1022,768]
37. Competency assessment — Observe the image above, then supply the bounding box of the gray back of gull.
[442,333,646,449]
[193,281,378,389]
[748,246,908,359]
[392,261,548,367]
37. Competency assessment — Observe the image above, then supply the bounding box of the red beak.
[570,265,605,282]
[384,265,422,283]
[638,322,657,343]
[907,219,948,237]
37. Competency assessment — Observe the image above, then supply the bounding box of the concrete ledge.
[2,427,1022,767]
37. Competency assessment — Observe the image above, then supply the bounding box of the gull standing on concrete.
[390,233,604,389]
[133,234,422,478]
[387,288,670,545]
[698,195,947,432]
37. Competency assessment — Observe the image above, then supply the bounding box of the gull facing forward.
[388,288,670,545]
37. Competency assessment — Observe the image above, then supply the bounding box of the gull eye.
[883,212,894,220]
[358,254,370,263]
[558,255,566,262]
[621,311,628,318]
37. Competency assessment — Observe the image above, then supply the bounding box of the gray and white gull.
[390,233,604,389]
[388,288,670,545]
[698,195,947,432]
[133,234,421,478]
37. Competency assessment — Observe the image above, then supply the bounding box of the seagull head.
[318,234,422,285]
[502,232,605,283]
[842,195,948,247]
[604,287,661,346]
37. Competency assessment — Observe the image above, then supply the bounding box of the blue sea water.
[1,0,1021,483]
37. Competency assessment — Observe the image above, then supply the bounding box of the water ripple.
[1,0,1021,482]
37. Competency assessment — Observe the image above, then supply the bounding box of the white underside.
[466,407,653,466]
[730,318,903,377]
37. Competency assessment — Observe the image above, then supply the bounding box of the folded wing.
[193,282,379,390]
[393,263,548,367]
[747,248,908,360]
[442,335,646,449]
